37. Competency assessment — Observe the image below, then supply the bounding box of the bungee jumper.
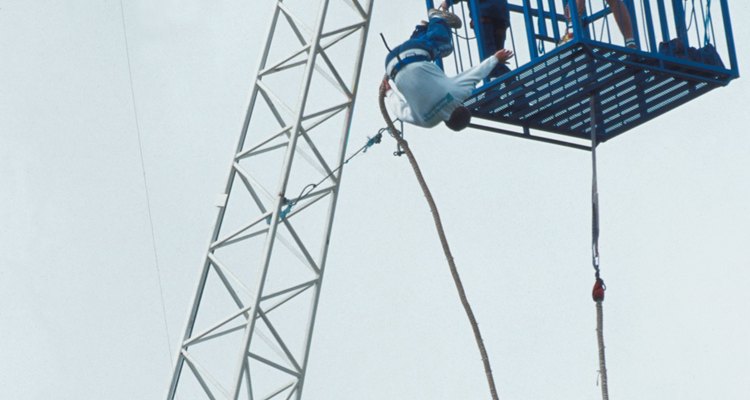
[375,4,739,400]
[383,8,513,131]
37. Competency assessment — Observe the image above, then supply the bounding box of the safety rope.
[684,0,714,46]
[379,77,500,400]
[269,131,383,223]
[451,2,468,72]
[682,0,701,38]
[589,95,609,400]
[508,23,519,69]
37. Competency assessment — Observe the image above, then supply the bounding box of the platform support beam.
[720,0,739,75]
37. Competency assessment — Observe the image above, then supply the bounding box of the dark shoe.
[428,8,462,29]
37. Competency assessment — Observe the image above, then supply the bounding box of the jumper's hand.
[494,49,514,64]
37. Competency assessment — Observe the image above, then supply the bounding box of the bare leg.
[563,0,635,46]
[559,0,587,42]
[563,0,586,24]
[606,0,634,42]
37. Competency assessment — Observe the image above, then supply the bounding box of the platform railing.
[431,0,737,79]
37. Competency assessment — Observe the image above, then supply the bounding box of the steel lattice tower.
[167,0,373,398]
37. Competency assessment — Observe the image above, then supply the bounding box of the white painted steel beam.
[167,0,374,398]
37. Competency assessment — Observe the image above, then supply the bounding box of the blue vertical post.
[568,0,586,41]
[425,0,445,69]
[641,0,658,52]
[536,0,548,54]
[468,0,489,59]
[719,0,738,75]
[549,0,561,42]
[536,0,548,36]
[523,0,539,59]
[623,0,641,48]
[671,0,689,46]
[426,0,437,13]
[655,0,671,45]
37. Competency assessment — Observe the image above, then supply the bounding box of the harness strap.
[388,55,431,80]
[379,32,402,63]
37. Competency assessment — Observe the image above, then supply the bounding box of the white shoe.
[428,8,462,29]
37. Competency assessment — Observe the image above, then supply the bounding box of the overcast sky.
[1,1,749,399]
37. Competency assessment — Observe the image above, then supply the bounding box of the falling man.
[383,9,513,131]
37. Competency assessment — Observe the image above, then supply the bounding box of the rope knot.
[592,278,606,302]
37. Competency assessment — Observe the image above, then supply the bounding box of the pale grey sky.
[1,1,749,399]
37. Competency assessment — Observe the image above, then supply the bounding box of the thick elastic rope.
[379,77,499,400]
[595,300,608,398]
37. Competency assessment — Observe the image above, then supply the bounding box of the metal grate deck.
[465,42,736,146]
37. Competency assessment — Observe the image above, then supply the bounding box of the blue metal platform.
[466,40,736,145]
[433,0,739,149]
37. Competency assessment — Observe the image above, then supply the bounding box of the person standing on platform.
[439,0,512,77]
[559,0,637,48]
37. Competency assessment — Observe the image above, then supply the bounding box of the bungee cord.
[378,77,500,400]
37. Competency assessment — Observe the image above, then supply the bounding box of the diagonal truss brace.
[167,0,374,399]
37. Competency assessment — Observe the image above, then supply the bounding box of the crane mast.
[167,0,374,398]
